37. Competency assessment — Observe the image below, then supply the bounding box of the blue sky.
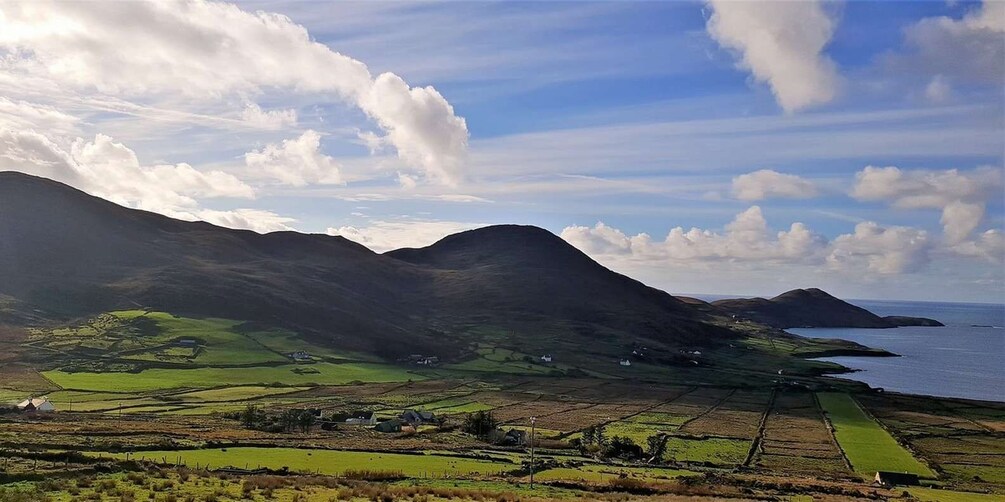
[0,0,1002,302]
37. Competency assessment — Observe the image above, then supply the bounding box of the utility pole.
[529,416,536,489]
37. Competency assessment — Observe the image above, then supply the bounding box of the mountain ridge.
[0,171,731,362]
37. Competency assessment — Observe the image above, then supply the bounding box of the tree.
[646,434,667,461]
[603,436,642,459]
[239,404,264,429]
[581,426,596,445]
[463,411,498,437]
[594,423,606,446]
[297,410,316,433]
[280,409,301,432]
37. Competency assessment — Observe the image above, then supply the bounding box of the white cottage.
[17,396,55,412]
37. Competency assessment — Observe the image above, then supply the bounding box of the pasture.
[817,392,935,478]
[43,362,421,392]
[100,447,517,477]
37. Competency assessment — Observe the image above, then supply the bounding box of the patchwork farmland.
[1,310,1003,501]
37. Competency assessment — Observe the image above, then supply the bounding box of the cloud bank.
[561,207,938,276]
[0,0,468,183]
[0,128,295,233]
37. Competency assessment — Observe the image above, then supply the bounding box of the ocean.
[788,300,1005,403]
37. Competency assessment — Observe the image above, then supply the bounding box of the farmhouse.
[874,471,920,487]
[288,351,312,362]
[619,358,632,367]
[375,418,403,433]
[401,409,436,425]
[332,410,376,425]
[17,396,55,412]
[540,354,553,363]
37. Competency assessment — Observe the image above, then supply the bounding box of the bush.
[462,411,498,437]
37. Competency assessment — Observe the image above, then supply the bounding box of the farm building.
[619,358,631,367]
[874,471,920,487]
[375,419,403,433]
[502,429,527,446]
[332,410,376,425]
[401,409,436,425]
[288,351,312,362]
[540,354,553,363]
[177,339,197,347]
[17,396,55,412]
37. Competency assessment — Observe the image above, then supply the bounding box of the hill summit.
[710,288,943,329]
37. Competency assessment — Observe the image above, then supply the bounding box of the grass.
[941,464,1005,483]
[662,437,750,465]
[43,362,422,392]
[446,347,558,375]
[907,487,1005,501]
[533,465,696,483]
[817,392,936,478]
[97,447,516,477]
[173,385,309,402]
[31,310,376,369]
[423,397,495,414]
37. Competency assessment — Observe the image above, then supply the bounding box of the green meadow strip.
[95,447,515,477]
[817,392,935,478]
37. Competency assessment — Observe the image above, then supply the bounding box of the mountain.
[710,288,943,329]
[0,171,731,361]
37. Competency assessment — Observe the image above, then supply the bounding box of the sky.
[0,0,1002,303]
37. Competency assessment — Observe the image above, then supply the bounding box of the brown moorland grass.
[753,391,848,477]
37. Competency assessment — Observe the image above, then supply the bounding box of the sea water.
[789,300,1005,402]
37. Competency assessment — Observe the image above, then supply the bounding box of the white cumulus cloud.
[0,0,469,183]
[731,169,818,201]
[705,0,840,112]
[827,222,931,274]
[562,206,828,264]
[0,129,296,233]
[327,219,485,252]
[889,0,1004,86]
[241,103,297,130]
[851,165,1003,244]
[245,130,342,187]
[194,208,296,234]
[559,207,968,276]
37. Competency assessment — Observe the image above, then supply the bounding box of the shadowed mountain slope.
[0,172,732,360]
[710,288,942,329]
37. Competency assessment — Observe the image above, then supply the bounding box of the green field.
[98,447,515,477]
[818,392,935,477]
[907,487,1004,502]
[44,362,422,392]
[662,437,750,465]
[533,464,696,483]
[173,385,309,402]
[30,311,375,368]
